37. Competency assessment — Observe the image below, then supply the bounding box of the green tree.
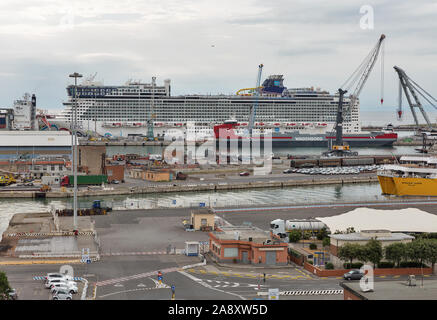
[322,237,330,248]
[385,243,405,268]
[425,239,437,273]
[406,239,429,266]
[288,230,301,243]
[0,271,12,300]
[338,243,361,266]
[317,227,329,241]
[364,239,383,268]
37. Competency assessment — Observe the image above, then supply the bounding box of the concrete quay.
[0,175,378,199]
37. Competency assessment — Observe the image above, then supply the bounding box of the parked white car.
[45,273,74,282]
[50,283,78,294]
[45,279,77,289]
[52,289,73,300]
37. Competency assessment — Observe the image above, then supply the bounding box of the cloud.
[0,0,435,118]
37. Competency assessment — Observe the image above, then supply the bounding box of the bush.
[307,260,313,265]
[317,227,329,241]
[399,261,428,268]
[325,262,334,270]
[288,230,301,243]
[309,243,317,250]
[289,248,303,259]
[343,262,363,269]
[377,261,395,269]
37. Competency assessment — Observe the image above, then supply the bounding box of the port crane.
[323,34,386,157]
[394,66,437,132]
[248,64,264,137]
[147,76,156,140]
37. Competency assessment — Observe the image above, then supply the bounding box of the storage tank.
[285,219,326,231]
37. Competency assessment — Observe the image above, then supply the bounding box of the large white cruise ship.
[41,75,397,147]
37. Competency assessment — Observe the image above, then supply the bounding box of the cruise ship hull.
[378,175,437,196]
[214,123,397,147]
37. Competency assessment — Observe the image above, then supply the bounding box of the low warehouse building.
[209,226,288,266]
[329,230,414,268]
[190,208,215,231]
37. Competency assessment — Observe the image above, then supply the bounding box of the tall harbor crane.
[248,64,264,137]
[147,76,156,140]
[323,34,386,157]
[394,66,437,132]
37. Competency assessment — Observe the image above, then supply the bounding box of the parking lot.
[2,265,85,300]
[285,165,382,175]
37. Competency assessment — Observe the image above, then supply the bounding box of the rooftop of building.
[212,225,277,243]
[191,208,215,216]
[330,230,414,241]
[341,279,437,300]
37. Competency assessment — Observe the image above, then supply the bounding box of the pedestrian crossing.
[281,289,343,296]
[186,268,313,280]
[96,266,180,287]
[33,276,84,281]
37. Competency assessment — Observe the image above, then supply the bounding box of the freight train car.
[318,158,342,167]
[290,159,319,168]
[341,157,375,166]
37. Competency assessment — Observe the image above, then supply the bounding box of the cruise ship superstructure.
[42,75,397,147]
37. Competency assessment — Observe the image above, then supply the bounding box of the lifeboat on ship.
[274,122,281,127]
[257,122,265,126]
[174,123,184,127]
[133,122,142,127]
[287,123,296,127]
[154,122,164,127]
[239,122,248,126]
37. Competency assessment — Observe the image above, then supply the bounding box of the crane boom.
[347,34,386,110]
[394,66,435,131]
[324,35,385,157]
[248,64,264,136]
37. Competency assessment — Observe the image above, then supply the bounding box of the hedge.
[399,261,428,268]
[377,261,395,269]
[343,262,364,269]
[325,262,334,270]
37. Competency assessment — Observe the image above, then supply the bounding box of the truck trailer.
[60,175,108,187]
[270,218,327,238]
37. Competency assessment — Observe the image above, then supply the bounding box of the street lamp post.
[69,72,83,231]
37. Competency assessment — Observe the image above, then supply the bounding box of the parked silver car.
[52,289,73,300]
[343,270,364,280]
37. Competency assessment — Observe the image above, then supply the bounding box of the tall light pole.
[69,72,83,231]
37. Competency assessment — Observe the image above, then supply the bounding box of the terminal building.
[208,225,288,266]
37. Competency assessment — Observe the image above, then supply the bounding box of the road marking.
[96,266,180,286]
[258,289,344,296]
[178,271,246,300]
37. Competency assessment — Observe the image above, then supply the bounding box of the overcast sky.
[0,0,436,123]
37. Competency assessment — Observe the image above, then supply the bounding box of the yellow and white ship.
[377,156,437,196]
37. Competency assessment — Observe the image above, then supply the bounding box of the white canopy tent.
[317,207,437,233]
